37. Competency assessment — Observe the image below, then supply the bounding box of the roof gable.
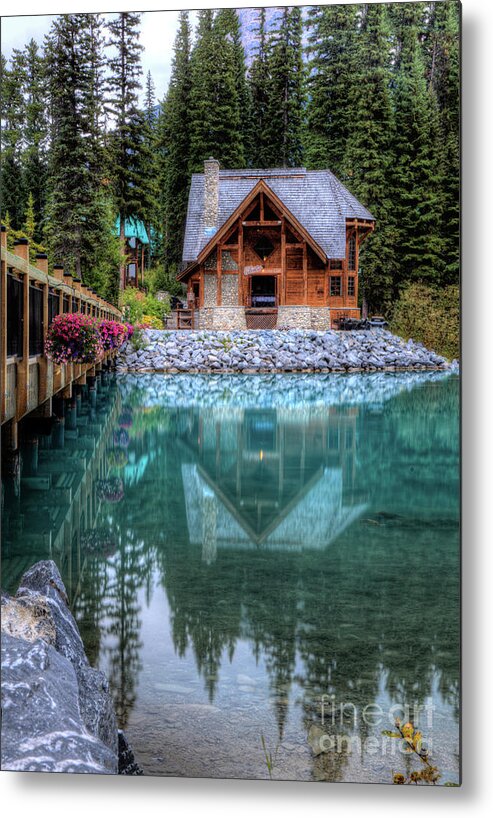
[182,167,374,263]
[195,179,327,266]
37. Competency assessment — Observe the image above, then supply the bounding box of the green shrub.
[390,283,459,361]
[147,263,185,297]
[122,288,169,326]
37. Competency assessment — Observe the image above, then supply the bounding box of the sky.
[0,6,203,102]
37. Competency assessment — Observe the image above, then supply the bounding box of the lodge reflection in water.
[178,404,367,562]
[1,374,460,780]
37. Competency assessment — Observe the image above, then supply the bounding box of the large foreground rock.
[1,560,142,774]
[1,632,116,773]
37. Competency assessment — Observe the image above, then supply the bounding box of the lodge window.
[330,276,342,297]
[347,276,355,297]
[7,271,23,357]
[63,295,70,313]
[48,288,59,325]
[29,284,44,356]
[348,235,357,271]
[330,259,343,270]
[253,236,275,261]
[328,426,339,449]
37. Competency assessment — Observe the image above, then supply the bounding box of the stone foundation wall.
[221,274,239,306]
[309,308,332,331]
[277,306,312,329]
[197,307,246,330]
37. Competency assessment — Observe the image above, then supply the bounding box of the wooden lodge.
[178,159,375,330]
[1,226,122,456]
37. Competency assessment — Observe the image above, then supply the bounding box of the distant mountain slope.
[237,6,311,66]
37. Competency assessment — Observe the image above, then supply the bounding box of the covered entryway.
[249,275,277,308]
[246,275,278,329]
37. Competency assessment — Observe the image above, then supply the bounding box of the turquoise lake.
[1,372,460,784]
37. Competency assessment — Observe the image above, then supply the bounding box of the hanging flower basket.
[113,428,129,448]
[118,407,133,428]
[45,314,102,364]
[107,447,128,468]
[99,319,129,351]
[96,477,124,503]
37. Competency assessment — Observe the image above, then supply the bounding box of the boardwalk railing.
[1,225,122,438]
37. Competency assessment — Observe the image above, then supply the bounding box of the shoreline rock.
[116,329,455,375]
[1,560,143,775]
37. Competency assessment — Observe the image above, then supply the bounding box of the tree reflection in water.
[69,372,458,780]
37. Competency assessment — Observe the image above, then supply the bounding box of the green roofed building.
[114,215,149,288]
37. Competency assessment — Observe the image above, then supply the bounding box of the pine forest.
[1,3,460,315]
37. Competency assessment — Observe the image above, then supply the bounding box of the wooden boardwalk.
[1,225,122,448]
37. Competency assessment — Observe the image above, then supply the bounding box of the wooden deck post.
[238,223,244,306]
[280,218,286,306]
[302,241,308,304]
[14,239,31,418]
[39,255,50,402]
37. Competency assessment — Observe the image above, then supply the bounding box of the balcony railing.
[1,227,122,427]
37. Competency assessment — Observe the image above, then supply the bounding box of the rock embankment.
[1,561,142,775]
[117,329,454,374]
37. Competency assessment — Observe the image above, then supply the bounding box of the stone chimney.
[204,157,220,238]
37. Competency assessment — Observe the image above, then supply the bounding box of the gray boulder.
[1,631,116,774]
[16,561,118,756]
[1,560,125,774]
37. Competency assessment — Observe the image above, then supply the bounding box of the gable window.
[330,259,343,270]
[253,236,275,261]
[348,235,357,271]
[330,276,342,297]
[347,276,355,297]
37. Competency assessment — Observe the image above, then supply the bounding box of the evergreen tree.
[342,4,397,312]
[144,70,156,125]
[158,11,192,268]
[0,50,26,228]
[44,14,119,297]
[141,70,160,269]
[44,15,92,277]
[188,9,244,171]
[21,39,49,242]
[391,7,444,289]
[426,0,460,284]
[263,7,305,167]
[248,8,271,167]
[216,8,252,164]
[304,4,358,175]
[106,12,153,289]
[23,191,36,241]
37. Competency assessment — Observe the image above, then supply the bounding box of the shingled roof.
[182,167,374,264]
